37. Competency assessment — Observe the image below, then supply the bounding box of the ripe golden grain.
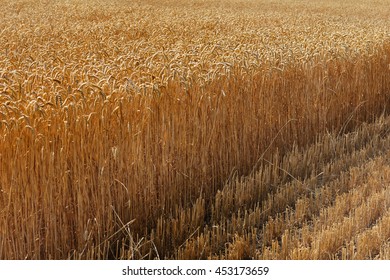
[1,0,390,259]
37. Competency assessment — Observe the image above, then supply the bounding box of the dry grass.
[1,0,390,259]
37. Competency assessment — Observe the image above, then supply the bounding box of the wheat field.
[1,0,390,259]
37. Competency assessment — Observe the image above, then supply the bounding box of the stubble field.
[1,0,390,259]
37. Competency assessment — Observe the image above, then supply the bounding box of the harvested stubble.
[1,0,390,259]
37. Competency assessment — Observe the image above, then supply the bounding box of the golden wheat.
[1,0,390,259]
